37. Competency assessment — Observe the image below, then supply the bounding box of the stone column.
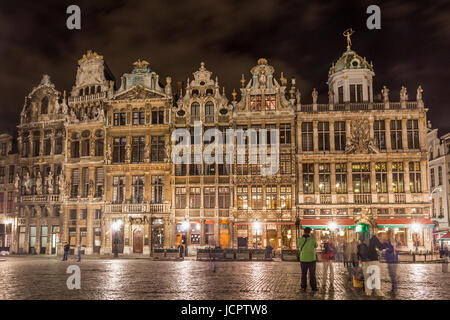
[402,119,408,150]
[347,161,353,203]
[387,161,394,203]
[313,121,318,152]
[385,119,392,151]
[297,122,302,152]
[329,121,335,152]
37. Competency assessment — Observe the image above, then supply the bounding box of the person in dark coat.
[178,244,185,258]
[358,233,387,296]
[62,243,70,261]
[384,230,399,294]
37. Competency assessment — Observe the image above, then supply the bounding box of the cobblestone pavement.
[0,257,448,300]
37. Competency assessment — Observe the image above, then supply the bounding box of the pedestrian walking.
[265,244,273,259]
[321,238,335,289]
[76,242,82,262]
[62,242,69,261]
[178,244,184,258]
[343,241,349,267]
[384,230,399,294]
[357,233,387,297]
[349,239,358,267]
[298,227,318,292]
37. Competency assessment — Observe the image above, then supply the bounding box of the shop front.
[300,219,356,247]
[375,218,434,252]
[0,221,12,252]
[438,232,450,250]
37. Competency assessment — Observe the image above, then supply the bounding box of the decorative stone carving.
[312,88,318,104]
[23,172,32,195]
[400,86,408,101]
[36,172,43,195]
[416,85,423,102]
[58,173,65,195]
[345,120,378,154]
[88,180,95,197]
[14,173,20,191]
[106,143,112,163]
[125,143,131,161]
[47,171,54,194]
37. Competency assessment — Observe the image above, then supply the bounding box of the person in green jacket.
[298,227,318,292]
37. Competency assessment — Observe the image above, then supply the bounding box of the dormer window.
[192,89,199,96]
[41,97,49,114]
[250,95,262,111]
[113,110,126,126]
[205,102,214,123]
[190,103,200,122]
[206,88,213,95]
[265,95,276,110]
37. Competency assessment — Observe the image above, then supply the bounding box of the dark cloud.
[0,0,449,134]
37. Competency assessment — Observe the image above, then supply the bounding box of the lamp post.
[111,219,123,258]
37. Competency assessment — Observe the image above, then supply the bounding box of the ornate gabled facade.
[1,34,435,256]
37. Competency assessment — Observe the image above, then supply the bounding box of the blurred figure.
[76,242,82,262]
[349,239,358,267]
[62,242,69,261]
[384,230,399,294]
[358,233,387,297]
[265,244,273,259]
[298,227,318,292]
[321,237,335,289]
[343,241,350,267]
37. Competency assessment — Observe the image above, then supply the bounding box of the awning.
[234,222,295,226]
[301,219,355,229]
[439,232,450,241]
[376,218,434,228]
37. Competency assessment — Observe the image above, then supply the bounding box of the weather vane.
[343,28,355,50]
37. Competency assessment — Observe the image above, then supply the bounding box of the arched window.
[79,89,83,96]
[97,86,101,93]
[91,86,96,95]
[191,102,200,122]
[41,97,49,114]
[84,87,89,96]
[81,130,90,156]
[205,101,214,123]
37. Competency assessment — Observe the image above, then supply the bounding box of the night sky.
[0,0,449,135]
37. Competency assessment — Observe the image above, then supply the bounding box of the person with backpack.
[321,238,335,289]
[298,227,318,292]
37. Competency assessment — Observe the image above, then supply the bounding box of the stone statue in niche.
[36,172,43,195]
[345,120,378,154]
[58,173,65,195]
[126,143,131,160]
[381,86,389,102]
[47,170,54,194]
[258,69,267,88]
[328,88,334,104]
[312,88,318,104]
[14,173,20,191]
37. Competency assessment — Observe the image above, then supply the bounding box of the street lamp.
[429,186,442,200]
[411,222,422,253]
[111,219,123,258]
[253,221,262,248]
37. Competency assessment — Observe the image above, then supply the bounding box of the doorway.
[40,226,48,254]
[51,226,60,255]
[133,228,143,253]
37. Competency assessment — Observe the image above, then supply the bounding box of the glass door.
[40,226,48,254]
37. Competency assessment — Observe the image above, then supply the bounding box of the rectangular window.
[189,154,201,176]
[0,193,3,213]
[438,166,443,186]
[132,136,145,163]
[350,84,363,102]
[280,124,291,144]
[375,162,387,193]
[335,163,347,194]
[132,176,144,203]
[280,185,292,209]
[374,120,386,150]
[392,162,405,193]
[81,167,89,198]
[44,136,51,155]
[81,139,90,156]
[390,120,403,150]
[237,186,248,209]
[204,163,215,176]
[218,187,230,208]
[112,176,125,204]
[113,137,126,163]
[218,164,230,176]
[301,122,313,151]
[265,185,277,209]
[280,154,291,175]
[175,164,187,176]
[409,161,422,193]
[151,176,164,204]
[69,209,77,220]
[0,167,4,184]
[303,163,314,194]
[152,110,164,124]
[71,168,79,198]
[251,186,263,209]
[175,187,186,209]
[352,162,370,194]
[190,104,200,123]
[55,137,63,155]
[319,163,331,194]
[80,209,87,220]
[338,86,344,103]
[95,167,104,197]
[7,191,13,213]
[95,139,104,156]
[430,168,435,188]
[407,120,420,149]
[71,141,80,158]
[94,209,102,220]
[265,95,276,110]
[203,187,216,209]
[250,95,262,111]
[33,133,40,157]
[205,102,214,123]
[132,111,145,125]
[151,136,165,162]
[334,121,346,151]
[318,122,330,151]
[189,187,201,209]
[113,112,126,126]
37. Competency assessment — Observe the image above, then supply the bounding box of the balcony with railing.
[354,194,372,204]
[104,202,170,214]
[19,194,61,203]
[68,92,108,104]
[394,193,406,204]
[298,101,419,113]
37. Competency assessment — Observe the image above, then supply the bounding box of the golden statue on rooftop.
[133,59,150,69]
[343,28,355,50]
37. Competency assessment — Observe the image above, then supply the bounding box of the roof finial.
[343,28,354,50]
[240,74,245,88]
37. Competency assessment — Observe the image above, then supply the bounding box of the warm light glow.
[339,230,345,236]
[411,223,422,233]
[355,225,362,232]
[328,221,337,231]
[253,221,262,233]
[394,228,399,234]
[181,221,189,232]
[111,219,123,231]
